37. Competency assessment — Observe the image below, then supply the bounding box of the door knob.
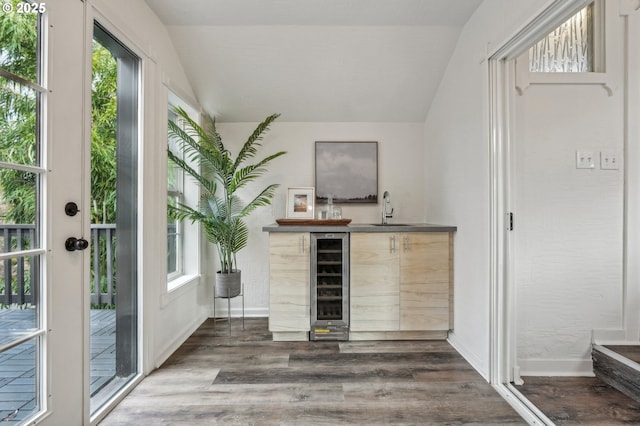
[65,202,80,216]
[65,237,89,251]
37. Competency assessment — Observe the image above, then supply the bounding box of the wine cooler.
[310,232,349,340]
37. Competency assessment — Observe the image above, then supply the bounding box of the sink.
[370,223,410,226]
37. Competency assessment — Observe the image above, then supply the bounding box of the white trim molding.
[448,331,489,382]
[622,0,640,342]
[517,358,595,377]
[593,328,630,344]
[514,0,615,96]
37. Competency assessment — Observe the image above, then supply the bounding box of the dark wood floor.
[516,376,640,424]
[99,318,525,425]
[605,345,640,364]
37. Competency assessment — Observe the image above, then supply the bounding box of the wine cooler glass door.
[311,233,349,340]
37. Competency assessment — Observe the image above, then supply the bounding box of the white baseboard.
[592,328,640,345]
[518,358,594,377]
[447,331,489,381]
[153,312,208,370]
[212,306,268,318]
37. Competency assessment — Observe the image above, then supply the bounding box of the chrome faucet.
[381,190,393,224]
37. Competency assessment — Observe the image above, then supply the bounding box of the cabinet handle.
[390,235,396,253]
[404,235,409,251]
[301,235,306,254]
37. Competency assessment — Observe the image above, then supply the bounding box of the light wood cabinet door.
[350,233,400,331]
[400,232,451,331]
[268,233,310,332]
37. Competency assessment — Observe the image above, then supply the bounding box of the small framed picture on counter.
[286,187,315,219]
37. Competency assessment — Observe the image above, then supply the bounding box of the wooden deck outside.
[0,308,116,424]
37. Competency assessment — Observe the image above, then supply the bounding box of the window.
[167,93,200,290]
[167,108,183,279]
[529,2,599,73]
[515,0,611,95]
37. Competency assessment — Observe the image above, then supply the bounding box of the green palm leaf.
[168,107,286,273]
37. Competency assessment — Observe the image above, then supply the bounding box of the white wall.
[422,0,559,378]
[88,0,208,372]
[625,5,640,343]
[511,2,640,376]
[513,1,625,374]
[424,0,637,379]
[214,122,427,316]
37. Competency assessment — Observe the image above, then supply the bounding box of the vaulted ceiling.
[144,0,483,122]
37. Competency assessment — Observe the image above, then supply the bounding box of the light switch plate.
[600,150,620,170]
[576,151,595,169]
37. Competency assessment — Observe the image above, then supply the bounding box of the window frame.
[514,0,613,95]
[527,2,597,73]
[166,92,200,291]
[167,108,184,281]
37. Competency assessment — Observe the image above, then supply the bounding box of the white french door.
[0,0,86,424]
[1,1,143,424]
[45,0,90,424]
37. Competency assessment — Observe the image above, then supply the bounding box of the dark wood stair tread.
[593,344,640,403]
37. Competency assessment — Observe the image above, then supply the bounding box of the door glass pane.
[0,170,37,231]
[0,3,44,424]
[0,255,37,324]
[90,23,139,415]
[90,35,118,411]
[0,301,36,343]
[0,337,40,423]
[0,77,39,167]
[529,3,594,72]
[0,4,39,82]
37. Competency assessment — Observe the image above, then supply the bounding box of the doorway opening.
[89,22,140,415]
[489,0,621,423]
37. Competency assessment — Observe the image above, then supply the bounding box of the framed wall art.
[315,141,378,204]
[285,187,315,219]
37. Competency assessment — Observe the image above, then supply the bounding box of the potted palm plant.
[168,107,286,298]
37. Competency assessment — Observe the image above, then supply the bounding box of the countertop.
[262,222,457,233]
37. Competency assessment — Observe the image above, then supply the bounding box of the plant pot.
[215,270,241,298]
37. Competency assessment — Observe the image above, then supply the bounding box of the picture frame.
[286,187,315,219]
[315,141,378,204]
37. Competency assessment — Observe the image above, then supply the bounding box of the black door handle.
[65,237,89,251]
[65,202,80,216]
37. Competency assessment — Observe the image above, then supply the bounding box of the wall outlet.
[600,150,619,170]
[576,151,595,169]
